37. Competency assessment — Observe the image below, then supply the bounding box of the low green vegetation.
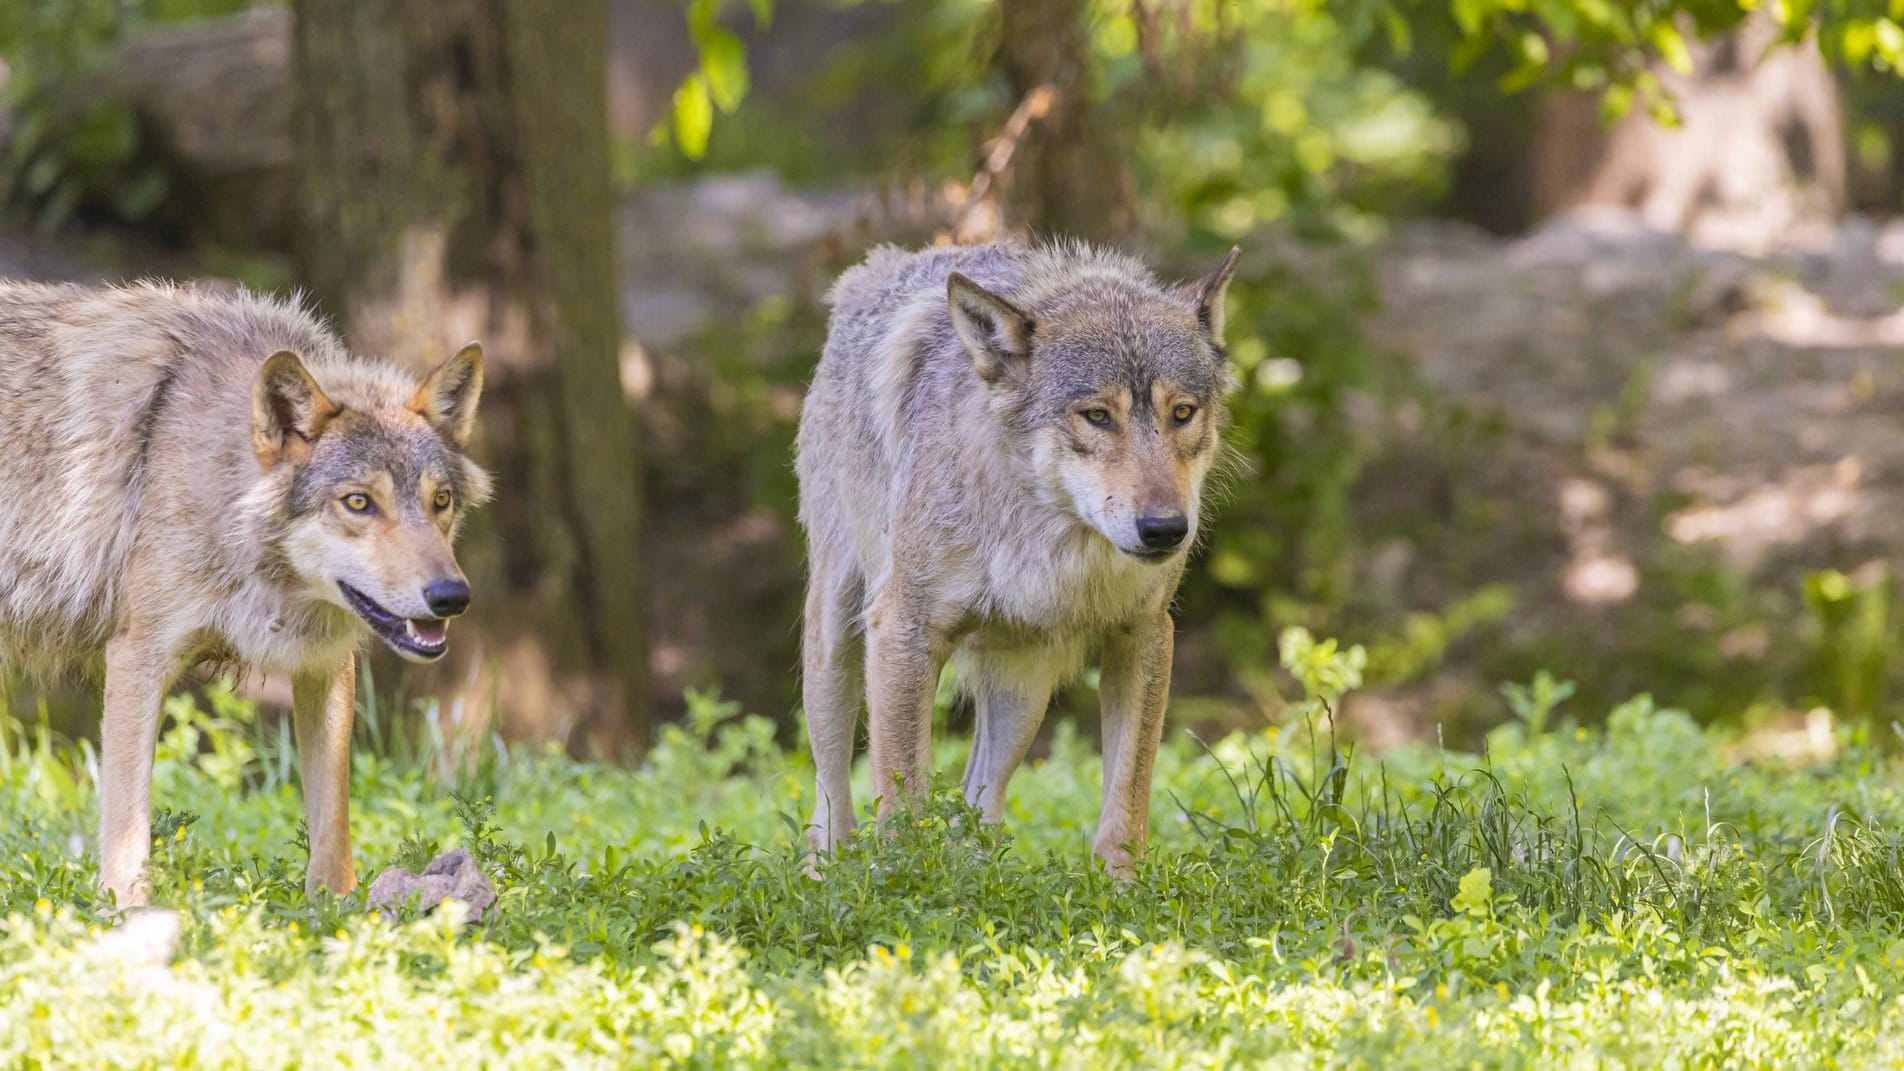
[8,638,1904,1068]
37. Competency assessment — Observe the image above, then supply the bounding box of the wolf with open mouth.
[0,281,490,906]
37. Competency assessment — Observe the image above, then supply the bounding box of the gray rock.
[366,848,497,923]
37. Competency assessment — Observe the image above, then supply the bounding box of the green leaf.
[1649,21,1693,75]
[1452,866,1494,917]
[686,0,719,41]
[23,154,59,196]
[1452,0,1492,37]
[1842,20,1877,67]
[699,28,750,114]
[1600,81,1635,121]
[1876,18,1904,66]
[672,74,713,160]
[113,168,169,221]
[1381,7,1412,53]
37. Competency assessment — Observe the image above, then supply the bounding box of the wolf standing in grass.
[0,282,489,906]
[797,241,1239,874]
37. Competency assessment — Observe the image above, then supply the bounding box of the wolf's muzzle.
[423,578,471,617]
[338,581,454,662]
[1136,513,1189,552]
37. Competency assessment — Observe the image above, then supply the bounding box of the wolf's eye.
[432,488,454,511]
[1172,403,1197,424]
[341,493,373,514]
[1082,408,1112,427]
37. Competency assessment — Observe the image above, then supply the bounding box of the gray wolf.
[796,240,1239,875]
[0,281,489,906]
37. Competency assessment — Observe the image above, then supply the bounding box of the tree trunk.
[291,0,650,752]
[997,0,1131,241]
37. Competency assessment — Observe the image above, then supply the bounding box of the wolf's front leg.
[1094,611,1174,878]
[961,679,1052,823]
[292,655,358,897]
[865,591,942,815]
[98,633,175,908]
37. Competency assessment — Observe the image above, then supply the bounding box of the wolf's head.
[947,247,1239,563]
[251,343,490,663]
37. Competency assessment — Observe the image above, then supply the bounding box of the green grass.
[8,644,1904,1068]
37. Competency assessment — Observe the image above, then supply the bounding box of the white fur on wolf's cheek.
[280,514,442,622]
[1063,463,1145,553]
[1050,433,1214,558]
[1026,430,1091,516]
[1034,432,1148,554]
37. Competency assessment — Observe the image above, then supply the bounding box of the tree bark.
[291,0,650,752]
[997,0,1132,241]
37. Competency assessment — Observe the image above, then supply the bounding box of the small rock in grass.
[366,848,496,922]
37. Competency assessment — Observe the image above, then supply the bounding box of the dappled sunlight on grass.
[9,651,1904,1065]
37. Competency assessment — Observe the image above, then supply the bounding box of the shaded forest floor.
[1349,207,1904,742]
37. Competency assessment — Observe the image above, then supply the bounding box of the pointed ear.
[252,351,339,469]
[947,273,1034,384]
[409,341,485,447]
[1181,246,1241,342]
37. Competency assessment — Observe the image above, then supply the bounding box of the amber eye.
[1172,403,1197,424]
[341,493,372,514]
[1083,408,1112,427]
[432,488,454,511]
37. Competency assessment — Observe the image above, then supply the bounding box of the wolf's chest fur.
[954,507,1171,631]
[959,524,1172,690]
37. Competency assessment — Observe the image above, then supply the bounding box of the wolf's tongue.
[408,619,449,646]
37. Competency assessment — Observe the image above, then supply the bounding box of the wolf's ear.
[409,341,485,447]
[252,351,339,469]
[1180,246,1241,342]
[947,273,1034,384]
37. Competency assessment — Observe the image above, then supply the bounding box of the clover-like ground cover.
[8,645,1904,1069]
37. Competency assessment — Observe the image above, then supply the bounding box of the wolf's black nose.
[423,578,471,617]
[1136,514,1189,551]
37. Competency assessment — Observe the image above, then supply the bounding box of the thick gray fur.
[797,239,1238,874]
[0,279,489,905]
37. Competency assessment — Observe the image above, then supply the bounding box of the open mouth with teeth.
[338,582,451,661]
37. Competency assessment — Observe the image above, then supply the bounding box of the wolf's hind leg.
[293,655,358,897]
[98,632,174,909]
[1094,611,1174,879]
[803,559,864,857]
[961,677,1052,824]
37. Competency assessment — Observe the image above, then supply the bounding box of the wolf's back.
[810,242,1028,451]
[0,281,342,670]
